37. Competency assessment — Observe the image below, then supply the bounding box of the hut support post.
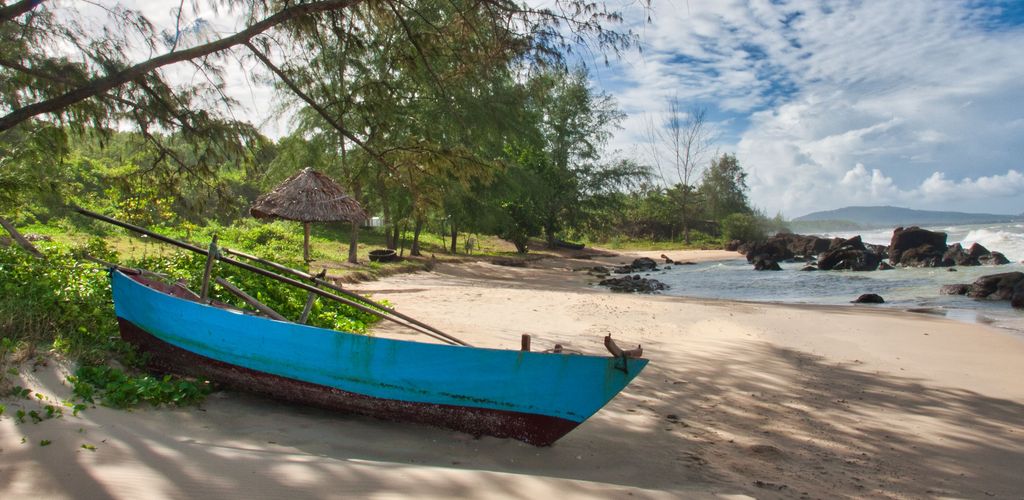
[200,235,218,301]
[303,222,311,262]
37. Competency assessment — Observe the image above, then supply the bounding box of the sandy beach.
[3,249,1023,499]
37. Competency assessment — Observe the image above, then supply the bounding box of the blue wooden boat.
[110,269,648,445]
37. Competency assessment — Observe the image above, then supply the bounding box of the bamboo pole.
[72,207,469,347]
[214,277,287,321]
[220,247,457,343]
[299,292,317,324]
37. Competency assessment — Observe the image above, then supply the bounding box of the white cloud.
[602,0,1024,216]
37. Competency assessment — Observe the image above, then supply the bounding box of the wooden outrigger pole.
[73,207,470,347]
[219,247,455,344]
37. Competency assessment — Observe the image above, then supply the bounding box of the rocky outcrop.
[738,233,834,263]
[613,257,659,274]
[599,275,669,293]
[816,236,884,271]
[941,272,1024,308]
[736,228,1012,272]
[775,233,835,259]
[889,227,949,267]
[740,239,793,264]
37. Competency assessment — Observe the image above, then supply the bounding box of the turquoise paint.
[111,271,648,422]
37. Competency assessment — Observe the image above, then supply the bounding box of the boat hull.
[111,270,647,445]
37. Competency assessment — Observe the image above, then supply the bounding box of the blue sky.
[596,0,1024,217]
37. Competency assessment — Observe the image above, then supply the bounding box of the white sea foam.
[957,227,1024,262]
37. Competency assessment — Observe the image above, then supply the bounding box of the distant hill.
[793,206,1023,228]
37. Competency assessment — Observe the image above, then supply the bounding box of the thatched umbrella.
[250,168,366,262]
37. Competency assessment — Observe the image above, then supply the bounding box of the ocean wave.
[959,228,1024,262]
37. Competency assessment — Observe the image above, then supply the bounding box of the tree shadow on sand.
[3,339,1022,498]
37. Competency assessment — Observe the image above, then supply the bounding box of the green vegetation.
[69,365,210,409]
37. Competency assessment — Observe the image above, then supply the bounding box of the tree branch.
[0,0,361,132]
[244,39,392,172]
[0,0,45,24]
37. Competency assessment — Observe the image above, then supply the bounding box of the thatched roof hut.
[250,168,366,262]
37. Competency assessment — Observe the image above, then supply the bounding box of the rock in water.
[598,275,668,294]
[889,226,949,267]
[940,284,971,295]
[852,293,885,303]
[966,272,1024,300]
[979,251,1010,265]
[752,258,782,271]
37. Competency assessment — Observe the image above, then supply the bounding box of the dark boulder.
[772,233,834,259]
[599,275,669,293]
[979,251,1010,265]
[878,262,894,270]
[725,239,742,252]
[1013,281,1024,309]
[943,273,1024,308]
[742,239,793,263]
[660,254,675,264]
[852,293,885,303]
[614,257,659,274]
[939,284,971,295]
[966,272,1024,300]
[753,258,782,271]
[943,242,1006,266]
[889,226,949,267]
[817,236,883,271]
[800,265,818,271]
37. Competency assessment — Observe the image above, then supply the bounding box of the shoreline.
[592,248,1024,336]
[2,248,1023,498]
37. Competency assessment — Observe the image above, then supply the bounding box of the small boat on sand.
[110,269,647,445]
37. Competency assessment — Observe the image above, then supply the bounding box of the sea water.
[642,222,1024,335]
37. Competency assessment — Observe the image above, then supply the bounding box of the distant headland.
[792,205,1024,230]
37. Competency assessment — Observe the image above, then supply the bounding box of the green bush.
[720,213,766,243]
[0,243,119,364]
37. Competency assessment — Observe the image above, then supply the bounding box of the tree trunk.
[545,224,556,249]
[398,223,407,257]
[347,220,359,264]
[449,224,458,254]
[410,218,424,256]
[389,224,399,250]
[681,190,691,244]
